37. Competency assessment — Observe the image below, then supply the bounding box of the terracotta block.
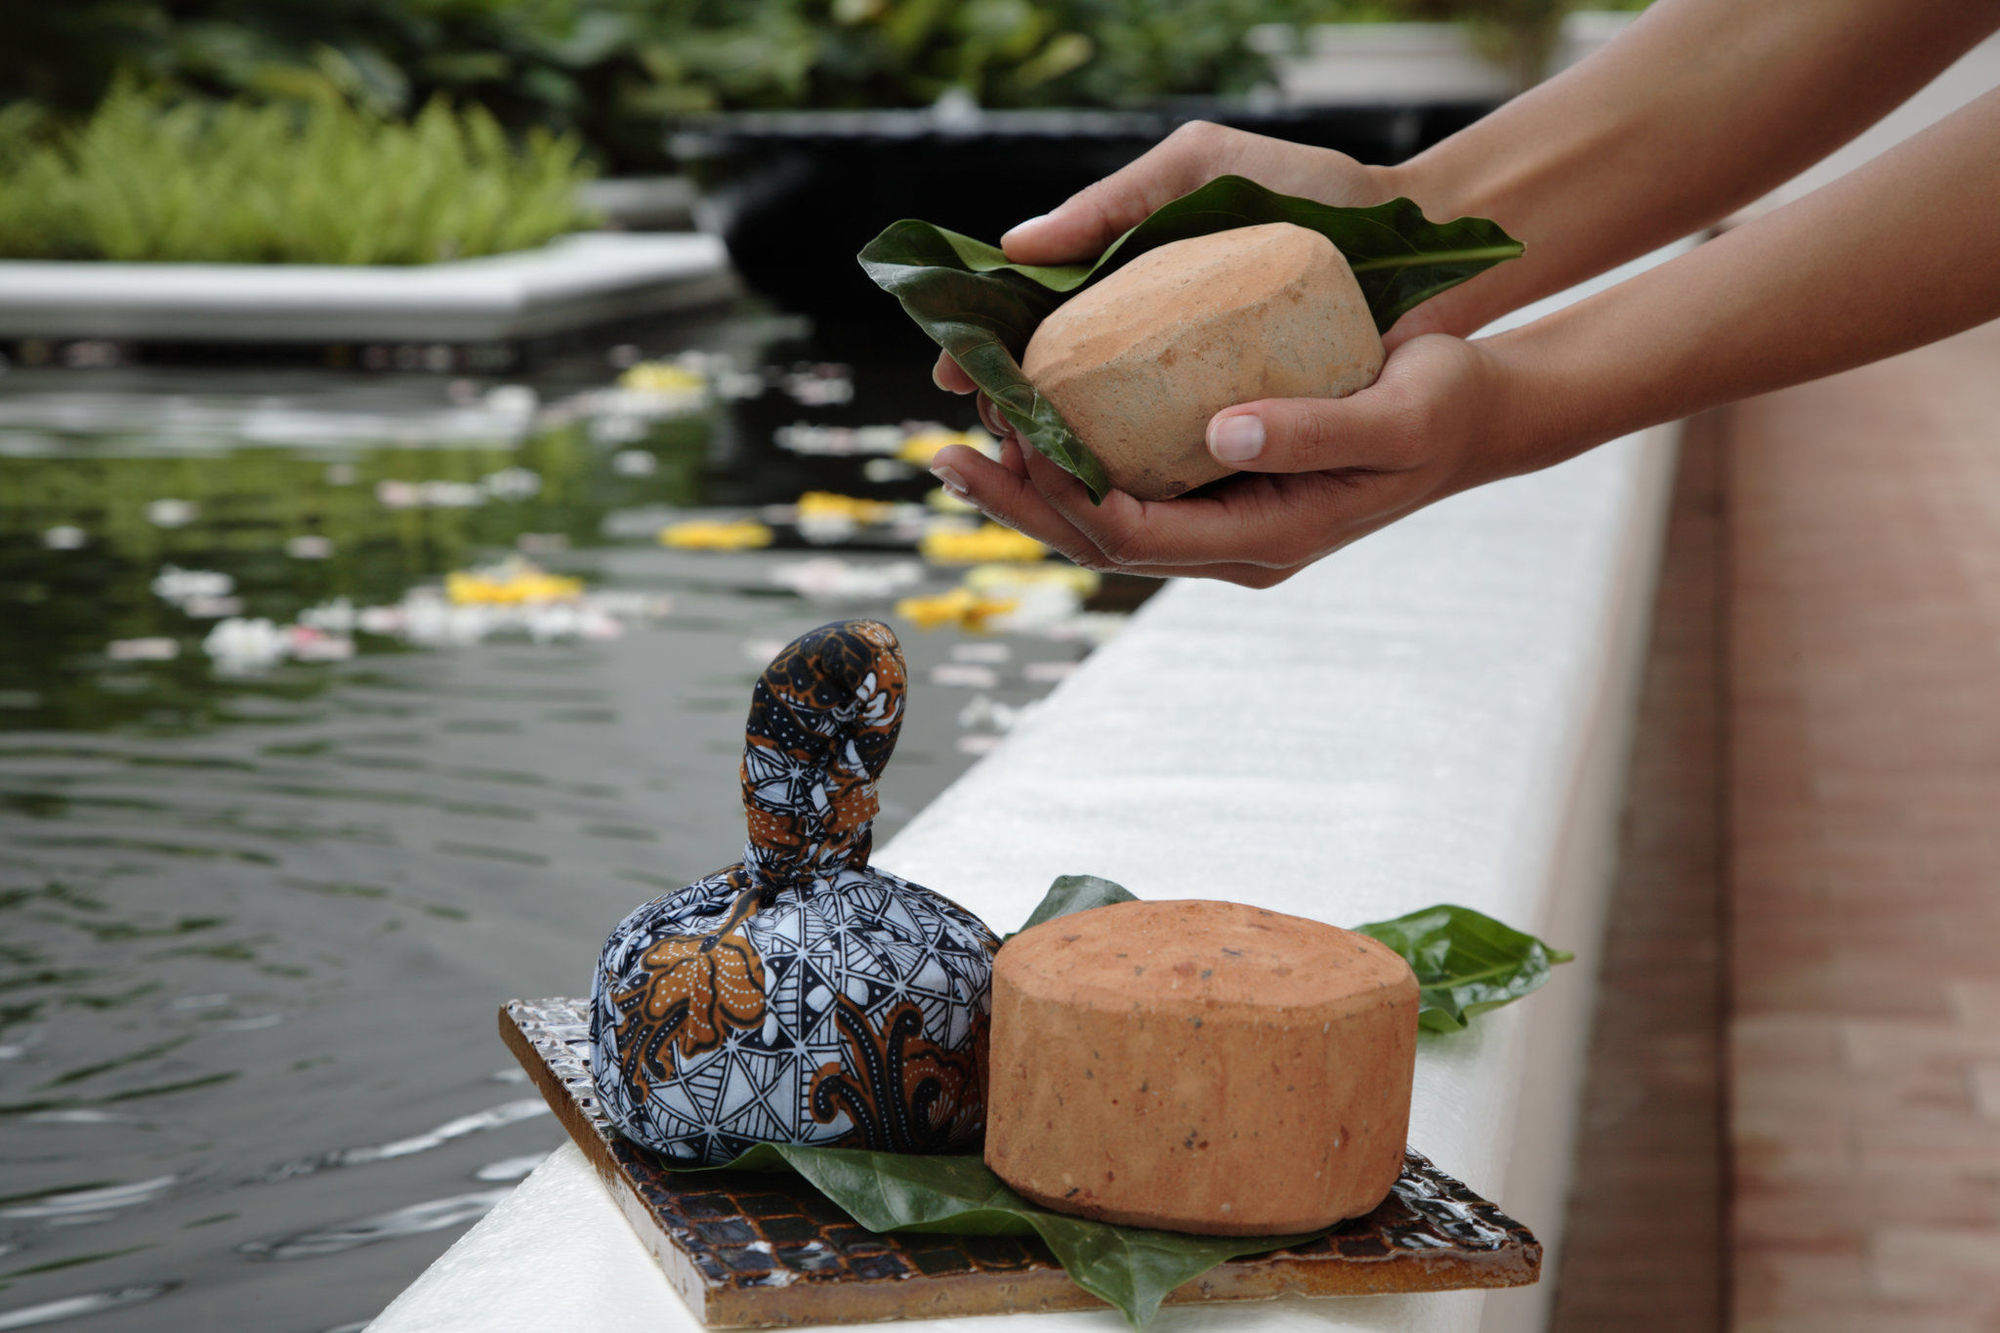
[1970,1065,2000,1122]
[1731,1014,1845,1070]
[1735,1241,1874,1319]
[1850,1107,2000,1159]
[1960,980,2000,1020]
[1869,1227,2000,1304]
[1739,1314,1987,1333]
[1737,1178,2000,1245]
[1844,1021,2000,1071]
[1734,1129,1855,1183]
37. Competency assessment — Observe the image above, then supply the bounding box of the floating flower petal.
[660,519,774,551]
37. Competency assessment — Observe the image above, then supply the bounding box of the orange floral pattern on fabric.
[610,880,767,1100]
[808,997,989,1154]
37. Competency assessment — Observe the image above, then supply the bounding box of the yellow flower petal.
[617,362,707,394]
[919,523,1048,566]
[446,560,586,605]
[660,519,775,551]
[925,487,979,514]
[895,587,1020,632]
[795,491,898,525]
[964,563,1100,598]
[897,428,997,466]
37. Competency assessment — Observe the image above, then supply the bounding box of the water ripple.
[241,1192,508,1261]
[0,1283,175,1330]
[471,1152,549,1183]
[0,1177,177,1223]
[265,1098,548,1180]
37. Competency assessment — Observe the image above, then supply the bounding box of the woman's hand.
[925,119,1491,584]
[928,116,1496,584]
[929,334,1530,587]
[931,120,1402,396]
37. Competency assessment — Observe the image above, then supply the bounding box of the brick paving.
[1551,415,1728,1330]
[1727,319,2000,1331]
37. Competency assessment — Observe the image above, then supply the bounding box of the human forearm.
[1388,0,2000,338]
[1478,87,2000,479]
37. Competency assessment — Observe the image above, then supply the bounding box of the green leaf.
[857,218,1108,498]
[691,1142,1317,1329]
[1355,903,1574,1034]
[1016,872,1138,934]
[857,174,1521,501]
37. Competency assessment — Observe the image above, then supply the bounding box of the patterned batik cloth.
[590,619,1001,1166]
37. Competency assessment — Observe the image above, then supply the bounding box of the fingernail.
[930,463,969,496]
[1000,213,1050,244]
[1209,414,1265,463]
[931,363,949,390]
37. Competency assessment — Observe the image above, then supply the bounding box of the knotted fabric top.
[739,619,906,888]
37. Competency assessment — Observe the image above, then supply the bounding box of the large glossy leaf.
[1356,903,1575,1034]
[857,218,1110,497]
[857,175,1522,500]
[693,1141,1316,1328]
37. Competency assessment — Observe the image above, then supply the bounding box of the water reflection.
[0,1287,176,1332]
[265,1099,549,1180]
[240,1192,513,1262]
[0,1179,179,1224]
[0,308,1149,1331]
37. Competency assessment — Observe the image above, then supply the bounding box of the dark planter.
[669,99,1491,317]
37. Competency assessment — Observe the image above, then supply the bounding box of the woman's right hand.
[931,120,1405,396]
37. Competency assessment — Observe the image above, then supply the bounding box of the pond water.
[0,306,1148,1332]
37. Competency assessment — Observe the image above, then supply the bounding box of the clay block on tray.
[502,997,1541,1328]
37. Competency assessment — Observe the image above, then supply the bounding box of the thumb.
[1205,393,1412,475]
[1205,335,1482,474]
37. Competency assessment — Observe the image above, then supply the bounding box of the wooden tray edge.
[499,1000,1541,1328]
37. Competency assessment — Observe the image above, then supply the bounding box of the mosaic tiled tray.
[502,998,1541,1327]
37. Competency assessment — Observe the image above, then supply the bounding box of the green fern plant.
[0,84,596,264]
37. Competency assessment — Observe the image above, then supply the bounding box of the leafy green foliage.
[3,1,1391,168]
[0,84,595,264]
[859,174,1521,498]
[1356,903,1575,1033]
[692,1142,1322,1328]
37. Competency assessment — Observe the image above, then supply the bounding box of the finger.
[932,352,977,394]
[998,436,1030,480]
[929,444,1286,585]
[975,394,1015,443]
[1025,445,1422,572]
[1000,121,1244,265]
[926,443,1121,570]
[1017,445,1301,571]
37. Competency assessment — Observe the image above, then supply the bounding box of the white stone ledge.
[0,232,734,343]
[369,242,1691,1333]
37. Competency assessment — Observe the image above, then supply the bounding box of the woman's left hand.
[929,332,1527,587]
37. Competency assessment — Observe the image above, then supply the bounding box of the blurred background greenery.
[7,0,1644,172]
[0,0,1649,263]
[0,85,595,263]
